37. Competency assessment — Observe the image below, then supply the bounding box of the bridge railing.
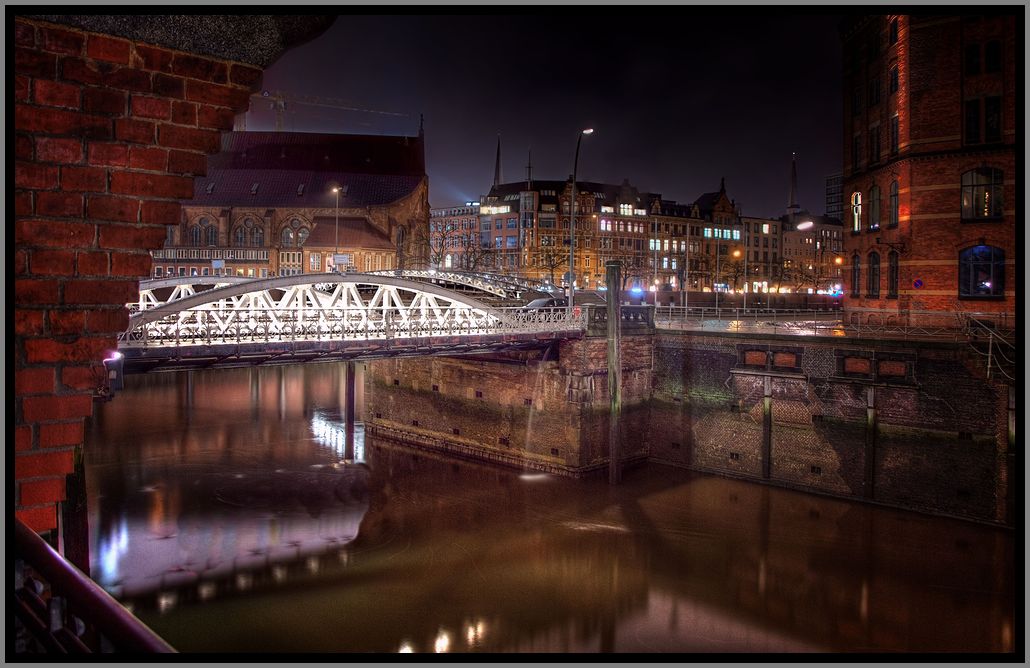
[14,518,176,654]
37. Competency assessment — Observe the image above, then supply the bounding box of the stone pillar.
[761,375,772,479]
[863,385,877,499]
[344,360,356,461]
[606,261,622,484]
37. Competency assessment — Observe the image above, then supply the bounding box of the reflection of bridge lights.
[99,516,130,586]
[338,550,349,565]
[465,620,486,646]
[310,411,365,462]
[434,630,451,653]
[397,641,415,653]
[272,566,288,583]
[235,573,253,591]
[306,556,320,574]
[157,591,178,613]
[198,582,217,601]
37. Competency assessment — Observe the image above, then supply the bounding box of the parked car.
[524,296,567,309]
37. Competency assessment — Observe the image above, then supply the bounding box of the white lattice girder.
[120,273,584,348]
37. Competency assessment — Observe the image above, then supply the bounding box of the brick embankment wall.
[650,331,1008,525]
[14,18,259,532]
[365,336,654,477]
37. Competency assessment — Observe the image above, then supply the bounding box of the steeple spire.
[787,152,800,215]
[493,134,502,188]
[526,148,532,190]
[719,176,726,194]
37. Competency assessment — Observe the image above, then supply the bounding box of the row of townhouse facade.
[430,179,844,295]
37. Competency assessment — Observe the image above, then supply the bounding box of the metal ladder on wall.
[962,314,1016,383]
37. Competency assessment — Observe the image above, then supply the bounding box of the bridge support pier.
[345,361,357,460]
[606,261,622,485]
[761,375,772,479]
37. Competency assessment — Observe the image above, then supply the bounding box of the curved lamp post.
[568,128,593,313]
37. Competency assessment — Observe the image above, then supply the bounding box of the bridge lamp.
[331,186,341,271]
[103,350,124,393]
[568,128,594,314]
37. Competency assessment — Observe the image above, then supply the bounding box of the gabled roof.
[185,131,426,208]
[189,170,423,208]
[214,131,425,176]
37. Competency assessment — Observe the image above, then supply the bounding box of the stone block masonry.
[650,331,1010,525]
[13,17,261,533]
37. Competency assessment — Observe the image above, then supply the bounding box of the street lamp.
[331,186,341,272]
[568,128,593,313]
[733,248,745,310]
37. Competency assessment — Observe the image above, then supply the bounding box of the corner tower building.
[840,14,1017,327]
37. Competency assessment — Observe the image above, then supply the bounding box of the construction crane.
[235,90,408,131]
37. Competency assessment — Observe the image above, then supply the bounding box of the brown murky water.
[84,363,1015,654]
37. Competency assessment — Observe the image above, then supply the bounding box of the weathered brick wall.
[652,331,1008,523]
[14,18,260,532]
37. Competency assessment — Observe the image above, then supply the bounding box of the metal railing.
[963,314,1016,382]
[14,518,176,654]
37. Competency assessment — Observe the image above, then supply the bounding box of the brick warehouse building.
[13,15,335,538]
[164,130,428,278]
[841,14,1018,327]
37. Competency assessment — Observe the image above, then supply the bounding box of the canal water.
[84,363,1015,654]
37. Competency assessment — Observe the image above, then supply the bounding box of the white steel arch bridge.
[119,274,584,372]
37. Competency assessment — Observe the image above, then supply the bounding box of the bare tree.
[532,242,567,285]
[456,233,493,273]
[414,222,448,270]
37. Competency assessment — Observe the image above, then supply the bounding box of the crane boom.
[245,90,408,131]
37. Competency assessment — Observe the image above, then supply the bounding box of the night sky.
[250,12,844,219]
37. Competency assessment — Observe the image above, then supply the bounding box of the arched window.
[867,252,880,298]
[282,228,295,247]
[205,222,217,246]
[851,254,861,297]
[887,250,899,298]
[961,168,1003,220]
[189,225,201,246]
[869,185,880,230]
[851,192,862,232]
[296,228,309,246]
[444,254,452,269]
[888,180,899,228]
[234,226,246,247]
[959,245,1005,297]
[251,226,264,247]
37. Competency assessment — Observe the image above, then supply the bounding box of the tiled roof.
[307,217,395,250]
[213,131,425,176]
[188,169,423,208]
[184,130,426,208]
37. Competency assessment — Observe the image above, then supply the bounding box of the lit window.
[851,192,862,232]
[961,168,1003,220]
[958,245,1004,297]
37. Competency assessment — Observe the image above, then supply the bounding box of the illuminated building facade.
[841,14,1017,325]
[159,130,429,278]
[465,177,744,293]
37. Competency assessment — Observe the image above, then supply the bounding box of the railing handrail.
[14,518,176,653]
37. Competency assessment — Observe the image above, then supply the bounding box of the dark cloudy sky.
[250,12,844,219]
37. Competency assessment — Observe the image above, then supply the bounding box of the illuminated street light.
[568,128,593,314]
[331,186,341,272]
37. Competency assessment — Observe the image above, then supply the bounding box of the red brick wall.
[14,18,261,533]
[841,15,1017,326]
